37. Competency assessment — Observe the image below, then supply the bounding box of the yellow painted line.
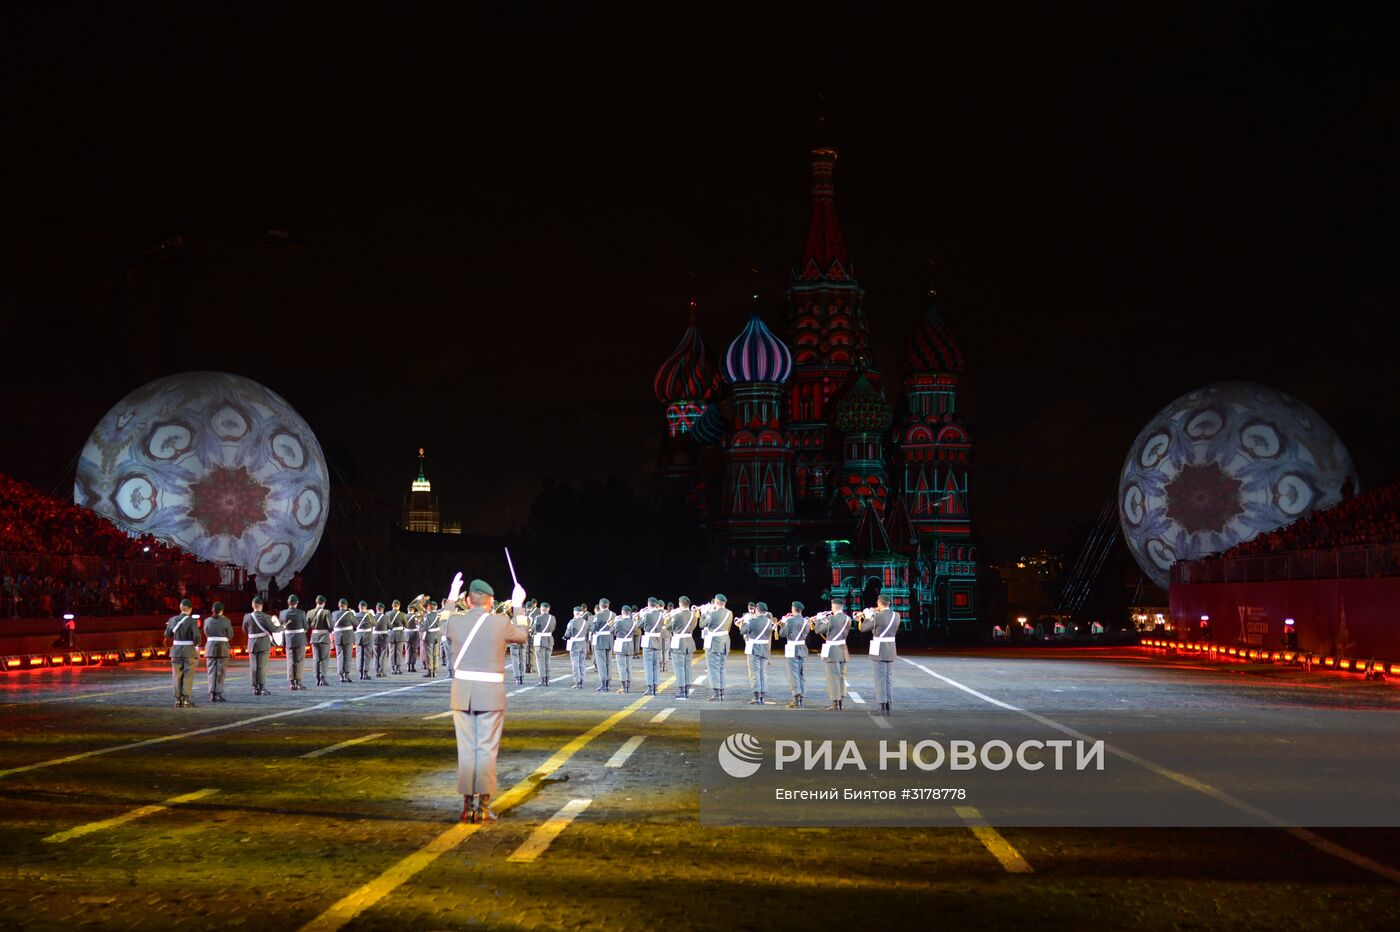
[298,674,676,932]
[605,735,646,768]
[42,788,218,844]
[954,805,1033,874]
[506,798,592,862]
[301,732,386,759]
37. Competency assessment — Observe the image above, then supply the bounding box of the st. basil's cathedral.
[652,144,978,636]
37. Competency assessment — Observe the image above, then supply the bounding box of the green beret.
[469,579,494,596]
[392,600,401,608]
[713,594,727,603]
[212,602,225,613]
[338,598,349,606]
[358,601,368,608]
[792,600,805,613]
[755,602,768,613]
[598,597,610,607]
[287,594,299,605]
[251,596,263,607]
[316,595,326,604]
[376,602,386,610]
[678,596,690,605]
[830,595,846,605]
[180,598,194,609]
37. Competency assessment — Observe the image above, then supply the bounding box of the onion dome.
[653,304,722,404]
[902,302,964,374]
[722,314,793,384]
[689,402,728,447]
[834,371,893,433]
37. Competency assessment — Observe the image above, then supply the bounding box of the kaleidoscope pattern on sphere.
[1118,381,1357,589]
[75,372,330,588]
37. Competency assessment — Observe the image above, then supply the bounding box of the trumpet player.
[421,600,443,678]
[306,595,334,686]
[508,598,531,687]
[778,601,809,708]
[565,605,591,688]
[372,601,391,678]
[591,599,615,692]
[666,597,699,699]
[611,605,639,693]
[332,598,357,683]
[532,602,556,686]
[522,599,540,676]
[701,594,732,700]
[741,601,776,704]
[857,594,899,715]
[405,597,423,673]
[812,597,852,710]
[387,599,408,675]
[638,597,667,696]
[354,601,376,681]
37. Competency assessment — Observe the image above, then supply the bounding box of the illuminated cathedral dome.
[653,304,723,404]
[902,301,964,374]
[834,371,892,433]
[722,314,793,385]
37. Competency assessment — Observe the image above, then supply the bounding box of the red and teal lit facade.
[651,145,978,635]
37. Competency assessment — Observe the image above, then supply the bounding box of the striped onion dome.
[722,314,793,385]
[834,371,892,433]
[902,302,964,374]
[653,307,722,404]
[689,401,728,447]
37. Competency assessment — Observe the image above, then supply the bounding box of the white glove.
[511,584,526,610]
[446,572,464,605]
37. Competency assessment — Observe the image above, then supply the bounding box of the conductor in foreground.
[440,572,528,824]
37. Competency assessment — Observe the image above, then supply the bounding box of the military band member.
[202,601,233,703]
[421,600,443,677]
[355,601,376,680]
[440,576,529,824]
[639,597,666,696]
[565,606,590,688]
[280,594,309,690]
[523,599,539,675]
[741,601,776,704]
[242,596,280,695]
[332,598,357,683]
[406,601,422,673]
[591,599,615,691]
[857,594,899,715]
[508,599,531,686]
[532,602,555,686]
[165,598,200,707]
[701,595,733,700]
[812,597,852,710]
[372,602,391,677]
[384,599,407,674]
[665,597,698,699]
[611,605,638,693]
[307,595,333,686]
[779,601,809,708]
[660,600,673,672]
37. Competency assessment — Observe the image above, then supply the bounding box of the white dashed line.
[506,798,593,863]
[301,733,386,759]
[649,707,676,724]
[605,735,646,768]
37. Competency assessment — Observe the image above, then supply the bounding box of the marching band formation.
[164,590,903,715]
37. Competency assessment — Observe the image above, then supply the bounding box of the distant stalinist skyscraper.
[402,448,441,533]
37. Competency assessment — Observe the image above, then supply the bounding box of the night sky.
[3,5,1397,562]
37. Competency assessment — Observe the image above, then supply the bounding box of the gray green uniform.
[372,611,391,676]
[332,609,357,680]
[590,609,615,689]
[441,605,529,796]
[355,611,376,678]
[778,613,809,698]
[611,612,638,689]
[531,612,555,683]
[406,611,422,671]
[701,606,733,694]
[564,613,590,686]
[387,609,407,673]
[741,612,774,696]
[665,607,697,692]
[202,613,233,699]
[421,610,442,677]
[813,612,851,702]
[639,608,666,690]
[858,608,900,705]
[280,606,309,687]
[508,613,531,683]
[164,611,200,703]
[307,607,333,682]
[241,610,279,692]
